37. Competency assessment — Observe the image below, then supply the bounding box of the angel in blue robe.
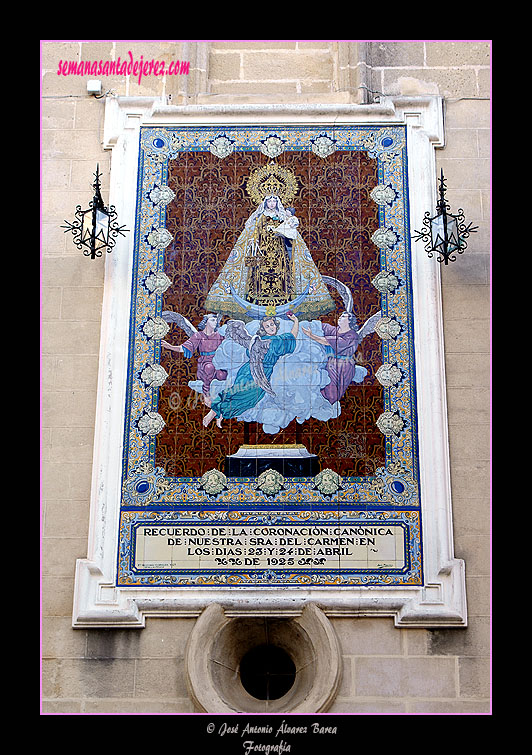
[202,313,299,428]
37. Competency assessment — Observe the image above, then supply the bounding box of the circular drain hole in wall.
[239,644,296,700]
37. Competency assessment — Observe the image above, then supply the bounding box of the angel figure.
[301,276,381,404]
[161,312,227,407]
[202,313,299,428]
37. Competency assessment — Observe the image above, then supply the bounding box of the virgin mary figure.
[204,165,335,321]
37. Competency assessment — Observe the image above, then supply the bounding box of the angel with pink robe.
[161,312,228,407]
[301,313,361,403]
[301,276,381,405]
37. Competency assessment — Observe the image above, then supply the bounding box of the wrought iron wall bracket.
[61,165,128,259]
[412,170,478,265]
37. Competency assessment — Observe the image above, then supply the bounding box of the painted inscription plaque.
[117,124,422,588]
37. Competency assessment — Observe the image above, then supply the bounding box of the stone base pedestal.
[224,444,319,478]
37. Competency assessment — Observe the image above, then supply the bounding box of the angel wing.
[357,311,382,340]
[224,319,253,349]
[225,320,276,396]
[323,276,381,340]
[161,310,197,338]
[321,275,353,314]
[249,337,276,397]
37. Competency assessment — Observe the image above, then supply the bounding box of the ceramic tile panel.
[117,124,422,588]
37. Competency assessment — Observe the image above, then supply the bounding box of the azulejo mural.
[117,124,422,588]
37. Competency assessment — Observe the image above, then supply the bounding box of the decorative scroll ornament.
[246,162,299,206]
[359,132,400,161]
[208,134,235,159]
[375,363,403,387]
[149,184,176,207]
[376,411,405,436]
[312,468,343,496]
[199,468,228,496]
[374,316,402,340]
[370,183,399,207]
[259,134,286,159]
[123,461,172,505]
[142,316,170,340]
[144,270,172,295]
[372,270,400,294]
[310,132,337,158]
[368,460,417,505]
[371,227,399,252]
[140,362,169,388]
[255,468,286,496]
[146,227,173,249]
[359,133,377,151]
[141,129,182,161]
[137,411,166,436]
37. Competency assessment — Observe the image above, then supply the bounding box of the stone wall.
[41,40,490,714]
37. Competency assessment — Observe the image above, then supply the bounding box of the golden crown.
[246,162,299,206]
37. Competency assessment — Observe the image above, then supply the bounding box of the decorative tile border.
[118,508,421,587]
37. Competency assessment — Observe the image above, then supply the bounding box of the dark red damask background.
[156,149,385,477]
